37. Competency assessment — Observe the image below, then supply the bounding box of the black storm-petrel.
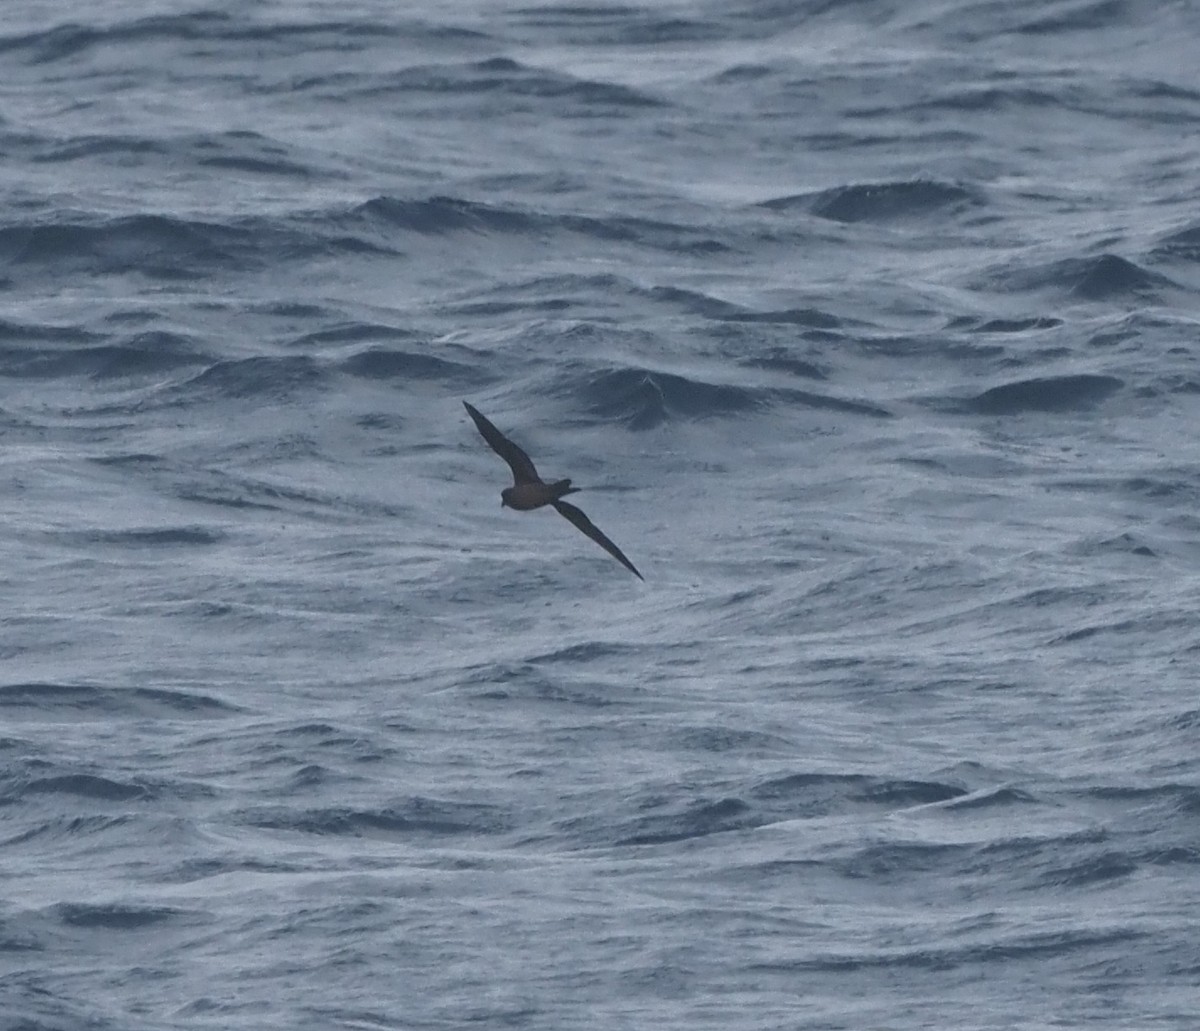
[463,401,644,580]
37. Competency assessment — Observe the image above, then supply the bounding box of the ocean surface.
[3,1,1200,1028]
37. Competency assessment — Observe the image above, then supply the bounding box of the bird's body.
[502,479,576,511]
[463,401,644,580]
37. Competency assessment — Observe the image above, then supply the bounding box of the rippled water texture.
[3,1,1200,1029]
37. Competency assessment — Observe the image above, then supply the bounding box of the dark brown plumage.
[463,401,644,580]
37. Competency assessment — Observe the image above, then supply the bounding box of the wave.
[613,796,757,847]
[1080,781,1200,815]
[986,253,1176,300]
[153,342,487,403]
[1069,254,1177,300]
[291,55,661,108]
[0,210,396,281]
[289,322,418,347]
[3,195,739,287]
[53,903,184,930]
[240,798,509,838]
[0,681,237,717]
[836,839,969,882]
[0,330,210,380]
[346,194,726,253]
[50,526,224,547]
[444,272,639,317]
[358,56,663,108]
[0,813,132,849]
[752,771,967,814]
[936,785,1037,809]
[739,350,828,379]
[578,366,889,429]
[172,466,375,517]
[511,5,727,45]
[24,774,149,801]
[179,355,327,401]
[0,11,474,65]
[710,63,775,83]
[760,180,981,223]
[581,367,755,428]
[756,926,1145,973]
[29,129,320,180]
[338,346,488,385]
[527,640,645,664]
[1152,221,1200,263]
[1014,0,1135,34]
[574,772,978,850]
[648,286,841,327]
[962,373,1123,414]
[952,316,1063,334]
[0,317,99,344]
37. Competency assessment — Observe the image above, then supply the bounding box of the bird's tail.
[550,479,579,500]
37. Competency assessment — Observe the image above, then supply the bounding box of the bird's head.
[500,487,513,509]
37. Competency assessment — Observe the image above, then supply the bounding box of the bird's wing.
[463,401,540,484]
[552,500,644,580]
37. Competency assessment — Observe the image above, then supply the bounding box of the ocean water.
[3,1,1200,1028]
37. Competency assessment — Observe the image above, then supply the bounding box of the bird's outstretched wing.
[552,500,644,580]
[463,401,540,484]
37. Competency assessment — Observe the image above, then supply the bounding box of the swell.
[961,374,1123,414]
[577,366,890,429]
[0,681,237,717]
[759,179,982,223]
[0,329,210,380]
[0,194,736,289]
[344,195,726,253]
[164,342,487,406]
[316,56,664,109]
[22,129,321,180]
[753,926,1146,973]
[559,772,978,850]
[0,211,396,281]
[239,798,510,839]
[983,253,1177,301]
[0,11,462,65]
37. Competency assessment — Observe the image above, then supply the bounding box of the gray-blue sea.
[3,2,1200,1028]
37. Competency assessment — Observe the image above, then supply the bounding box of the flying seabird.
[463,400,644,580]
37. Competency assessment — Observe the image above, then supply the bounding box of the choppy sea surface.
[3,1,1200,1028]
